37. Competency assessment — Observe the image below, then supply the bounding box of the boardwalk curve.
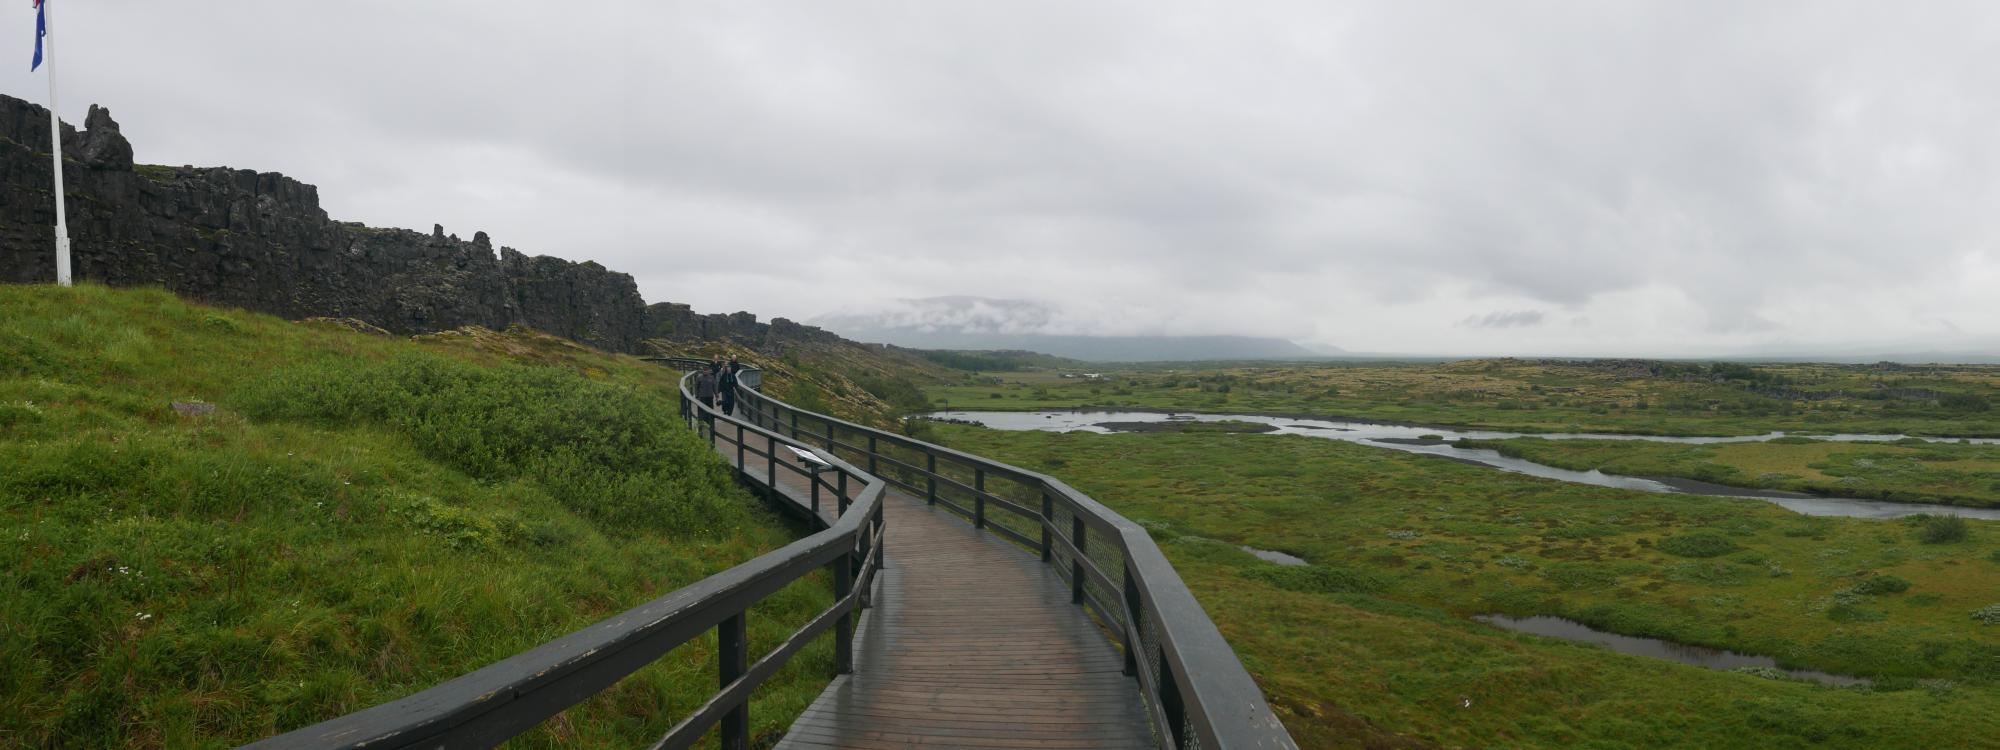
[245,358,1295,749]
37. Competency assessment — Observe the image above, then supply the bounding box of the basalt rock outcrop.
[0,93,845,355]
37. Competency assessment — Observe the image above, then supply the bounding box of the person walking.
[693,363,717,411]
[717,362,739,416]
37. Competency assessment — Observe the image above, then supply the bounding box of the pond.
[1474,614,1868,687]
[1240,545,1307,566]
[928,409,2000,520]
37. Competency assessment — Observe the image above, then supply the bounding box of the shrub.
[1827,603,1886,623]
[240,354,740,536]
[1974,604,2000,626]
[1657,533,1739,558]
[1541,563,1619,589]
[1909,514,1970,544]
[850,373,931,412]
[1244,564,1386,595]
[1940,393,1991,412]
[1849,575,1911,596]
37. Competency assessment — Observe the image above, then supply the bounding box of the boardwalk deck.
[708,425,1154,749]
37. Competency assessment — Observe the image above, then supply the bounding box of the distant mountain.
[1727,351,2000,365]
[847,330,1323,362]
[814,295,1331,362]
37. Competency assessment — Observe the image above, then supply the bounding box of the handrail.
[243,364,886,750]
[727,381,1298,749]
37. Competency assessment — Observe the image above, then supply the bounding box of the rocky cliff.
[0,93,844,355]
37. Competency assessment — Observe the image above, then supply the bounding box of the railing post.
[838,471,850,517]
[790,409,798,439]
[766,434,777,499]
[833,552,854,676]
[860,511,876,610]
[735,422,745,470]
[810,472,820,517]
[1040,492,1054,562]
[826,419,836,451]
[926,453,937,506]
[719,613,748,750]
[867,435,878,475]
[853,521,870,609]
[1121,563,1141,676]
[973,468,986,529]
[1071,515,1087,605]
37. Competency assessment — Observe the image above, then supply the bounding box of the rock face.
[0,93,846,354]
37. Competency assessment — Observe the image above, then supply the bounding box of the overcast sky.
[7,1,2000,356]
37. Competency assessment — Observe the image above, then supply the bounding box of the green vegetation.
[1914,513,1972,544]
[921,358,2000,437]
[1459,437,2000,508]
[915,348,1079,372]
[133,164,179,183]
[1655,533,1739,558]
[0,285,829,748]
[927,423,2000,749]
[650,340,958,427]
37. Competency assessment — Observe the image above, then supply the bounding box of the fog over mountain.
[813,296,1327,361]
[8,2,2000,357]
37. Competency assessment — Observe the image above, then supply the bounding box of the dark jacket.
[717,368,739,400]
[693,370,717,400]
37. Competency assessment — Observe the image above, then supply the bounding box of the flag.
[30,0,44,71]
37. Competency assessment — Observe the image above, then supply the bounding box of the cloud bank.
[7,1,2000,356]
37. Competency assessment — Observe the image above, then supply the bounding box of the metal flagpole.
[43,0,70,286]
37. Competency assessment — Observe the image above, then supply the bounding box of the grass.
[0,285,831,748]
[922,358,2000,437]
[1459,437,2000,508]
[927,423,2000,749]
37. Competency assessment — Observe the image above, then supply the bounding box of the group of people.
[692,358,743,415]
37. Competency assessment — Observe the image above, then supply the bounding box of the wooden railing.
[243,363,885,750]
[728,378,1298,749]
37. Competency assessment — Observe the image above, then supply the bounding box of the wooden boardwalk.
[709,427,1154,749]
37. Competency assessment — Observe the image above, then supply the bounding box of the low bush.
[1657,533,1740,558]
[240,354,740,536]
[1849,575,1911,596]
[1975,604,2000,626]
[1243,564,1387,594]
[1908,514,1970,544]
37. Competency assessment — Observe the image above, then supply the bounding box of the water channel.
[1475,615,1868,687]
[928,409,2000,520]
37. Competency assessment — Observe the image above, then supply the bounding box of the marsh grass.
[930,423,2000,749]
[921,359,2000,438]
[0,285,829,748]
[1460,436,2000,509]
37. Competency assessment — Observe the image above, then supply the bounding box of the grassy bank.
[928,423,2000,749]
[0,285,829,748]
[1460,437,2000,509]
[923,359,2000,437]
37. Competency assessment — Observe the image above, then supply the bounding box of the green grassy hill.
[0,285,830,748]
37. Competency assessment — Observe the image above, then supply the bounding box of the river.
[928,409,2000,520]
